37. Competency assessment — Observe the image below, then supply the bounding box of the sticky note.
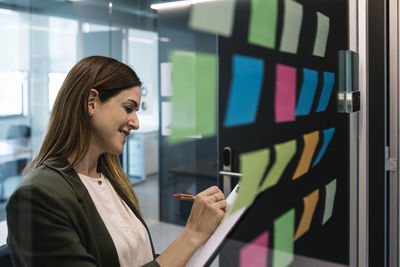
[273,209,295,267]
[189,0,236,37]
[313,12,330,57]
[295,68,319,116]
[248,0,278,49]
[239,231,269,267]
[322,179,337,224]
[170,51,217,143]
[224,55,264,127]
[275,64,296,123]
[279,0,303,54]
[312,127,335,167]
[316,72,335,112]
[259,140,297,192]
[294,189,319,240]
[229,148,270,214]
[293,131,319,179]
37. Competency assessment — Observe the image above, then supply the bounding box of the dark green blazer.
[6,158,160,267]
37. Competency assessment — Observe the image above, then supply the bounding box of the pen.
[173,193,195,201]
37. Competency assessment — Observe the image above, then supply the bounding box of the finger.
[203,186,221,196]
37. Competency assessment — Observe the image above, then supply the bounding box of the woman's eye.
[124,106,132,113]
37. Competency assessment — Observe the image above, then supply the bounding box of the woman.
[6,56,227,267]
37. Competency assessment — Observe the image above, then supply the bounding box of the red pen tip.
[173,193,180,199]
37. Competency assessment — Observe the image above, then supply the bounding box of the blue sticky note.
[316,72,335,112]
[296,68,318,115]
[224,55,264,127]
[312,127,335,167]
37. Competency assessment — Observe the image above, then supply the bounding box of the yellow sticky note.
[293,131,319,179]
[294,189,319,241]
[229,148,270,214]
[259,139,296,192]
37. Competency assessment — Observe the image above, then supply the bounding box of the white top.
[78,173,153,267]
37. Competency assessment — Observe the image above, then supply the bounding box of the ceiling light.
[151,0,215,10]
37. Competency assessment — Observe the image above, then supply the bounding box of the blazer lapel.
[43,158,120,267]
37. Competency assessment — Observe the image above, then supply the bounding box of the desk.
[0,138,32,165]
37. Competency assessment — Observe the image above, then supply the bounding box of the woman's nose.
[128,112,139,130]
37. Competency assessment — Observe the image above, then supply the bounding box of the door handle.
[219,171,243,177]
[221,147,243,197]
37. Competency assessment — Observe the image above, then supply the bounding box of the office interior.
[0,0,396,266]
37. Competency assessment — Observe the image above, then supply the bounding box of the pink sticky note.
[239,231,269,267]
[275,64,296,123]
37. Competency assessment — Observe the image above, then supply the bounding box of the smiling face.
[88,86,141,156]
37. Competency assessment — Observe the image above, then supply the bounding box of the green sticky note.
[248,0,278,49]
[229,148,270,215]
[273,209,295,267]
[189,0,236,37]
[195,54,217,138]
[279,0,303,54]
[169,50,217,143]
[259,140,296,192]
[313,12,330,57]
[322,179,337,224]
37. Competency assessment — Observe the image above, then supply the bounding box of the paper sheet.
[161,62,173,97]
[189,185,245,267]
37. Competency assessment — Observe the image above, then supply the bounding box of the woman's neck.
[67,148,102,178]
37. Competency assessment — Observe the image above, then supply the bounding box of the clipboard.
[189,184,246,267]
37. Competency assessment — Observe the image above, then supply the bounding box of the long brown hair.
[25,56,142,211]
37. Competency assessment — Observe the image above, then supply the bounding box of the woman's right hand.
[185,186,227,245]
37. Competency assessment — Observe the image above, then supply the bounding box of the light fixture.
[150,0,215,10]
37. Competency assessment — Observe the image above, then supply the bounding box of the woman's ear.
[88,89,99,117]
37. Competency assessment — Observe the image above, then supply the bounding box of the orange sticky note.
[292,131,319,179]
[294,189,319,241]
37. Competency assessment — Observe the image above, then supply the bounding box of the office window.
[0,71,26,116]
[48,73,67,111]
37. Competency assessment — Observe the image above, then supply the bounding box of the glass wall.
[0,0,159,224]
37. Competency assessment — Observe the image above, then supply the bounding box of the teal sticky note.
[316,72,335,112]
[189,0,236,37]
[312,127,335,167]
[224,54,264,127]
[322,179,337,224]
[296,68,319,116]
[313,12,330,57]
[273,209,295,267]
[248,0,278,49]
[279,0,303,54]
[229,148,270,215]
